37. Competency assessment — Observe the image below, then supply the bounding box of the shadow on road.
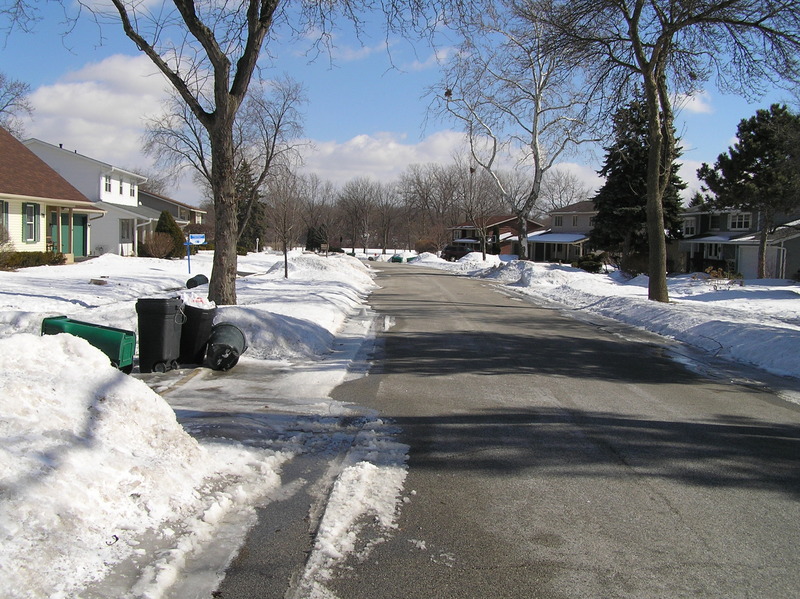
[393,406,800,498]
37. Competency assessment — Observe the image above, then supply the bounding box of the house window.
[709,214,723,230]
[23,202,40,243]
[554,216,563,227]
[130,183,136,197]
[0,200,8,236]
[572,216,578,227]
[706,243,722,260]
[683,218,696,236]
[119,179,124,194]
[104,176,112,193]
[730,213,751,230]
[120,219,134,243]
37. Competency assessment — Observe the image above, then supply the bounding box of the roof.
[23,138,148,183]
[527,232,589,244]
[138,189,207,214]
[549,200,596,215]
[0,127,96,207]
[451,215,543,230]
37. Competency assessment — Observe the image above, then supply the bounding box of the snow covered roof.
[526,232,589,244]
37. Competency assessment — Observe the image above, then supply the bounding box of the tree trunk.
[644,80,669,302]
[208,116,239,306]
[517,214,529,260]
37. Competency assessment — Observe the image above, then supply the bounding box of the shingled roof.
[0,127,93,205]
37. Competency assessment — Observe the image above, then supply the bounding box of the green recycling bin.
[41,316,136,374]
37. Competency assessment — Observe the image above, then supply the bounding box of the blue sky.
[0,5,794,206]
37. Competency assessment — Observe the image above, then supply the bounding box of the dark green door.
[71,214,87,257]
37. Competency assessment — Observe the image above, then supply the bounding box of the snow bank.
[0,334,288,599]
[472,261,800,379]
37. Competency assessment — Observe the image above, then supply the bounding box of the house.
[449,215,544,256]
[527,200,595,262]
[137,189,206,249]
[680,207,800,278]
[0,127,103,260]
[23,138,150,256]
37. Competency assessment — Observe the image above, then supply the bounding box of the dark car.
[441,245,471,261]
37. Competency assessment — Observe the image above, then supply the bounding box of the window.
[572,216,578,227]
[709,214,723,230]
[120,219,134,243]
[104,176,112,193]
[0,200,8,237]
[22,202,40,243]
[119,179,124,194]
[130,182,136,197]
[730,213,751,230]
[554,216,563,227]
[683,218,696,236]
[706,243,722,260]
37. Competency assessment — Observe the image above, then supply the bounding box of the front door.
[72,214,87,257]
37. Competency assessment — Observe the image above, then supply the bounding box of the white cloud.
[299,130,467,186]
[23,54,170,170]
[675,91,714,115]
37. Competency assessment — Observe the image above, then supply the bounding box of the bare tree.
[456,157,504,259]
[266,170,303,278]
[144,75,306,243]
[435,1,597,259]
[0,71,32,138]
[337,177,380,254]
[538,168,593,214]
[543,0,800,301]
[398,163,463,251]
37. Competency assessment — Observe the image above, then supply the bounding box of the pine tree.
[154,211,186,259]
[590,101,685,272]
[235,161,269,252]
[697,104,800,278]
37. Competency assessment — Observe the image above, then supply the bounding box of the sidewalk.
[133,306,408,598]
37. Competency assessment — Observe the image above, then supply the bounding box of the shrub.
[140,232,176,259]
[571,255,604,273]
[0,251,66,270]
[154,211,186,258]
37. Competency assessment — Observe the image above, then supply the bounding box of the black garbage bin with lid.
[186,274,209,289]
[136,297,183,373]
[179,303,217,366]
[206,322,247,371]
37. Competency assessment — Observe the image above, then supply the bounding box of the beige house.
[0,127,103,260]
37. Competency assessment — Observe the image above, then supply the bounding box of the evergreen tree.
[697,104,800,278]
[590,101,685,271]
[235,161,269,252]
[305,224,328,251]
[154,211,186,259]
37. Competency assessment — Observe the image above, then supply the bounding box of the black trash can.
[186,274,209,289]
[179,304,217,366]
[206,322,247,371]
[136,297,184,373]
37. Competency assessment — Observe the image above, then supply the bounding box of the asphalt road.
[222,263,800,599]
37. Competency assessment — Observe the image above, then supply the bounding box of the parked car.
[441,245,471,261]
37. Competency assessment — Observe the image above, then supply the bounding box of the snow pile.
[0,334,288,599]
[447,259,800,380]
[294,419,409,597]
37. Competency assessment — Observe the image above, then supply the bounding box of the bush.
[571,255,604,273]
[619,253,649,277]
[140,232,176,259]
[0,251,66,270]
[155,211,186,258]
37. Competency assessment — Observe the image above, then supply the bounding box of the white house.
[23,139,149,256]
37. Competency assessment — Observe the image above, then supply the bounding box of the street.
[219,263,800,598]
